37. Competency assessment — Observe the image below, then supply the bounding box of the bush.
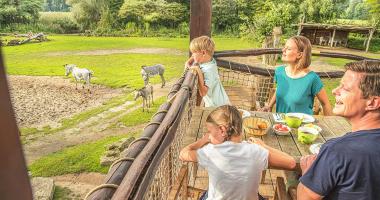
[39,12,79,33]
[348,36,380,53]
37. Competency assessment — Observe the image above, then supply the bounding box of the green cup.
[298,127,319,144]
[285,114,303,128]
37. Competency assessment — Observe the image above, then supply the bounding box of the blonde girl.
[180,105,296,200]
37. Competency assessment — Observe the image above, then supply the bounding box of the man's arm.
[297,155,323,200]
[297,183,323,200]
[179,133,209,162]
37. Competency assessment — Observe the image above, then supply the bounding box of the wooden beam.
[330,29,336,47]
[0,47,33,199]
[366,28,374,52]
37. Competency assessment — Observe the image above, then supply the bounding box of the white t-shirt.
[197,141,269,200]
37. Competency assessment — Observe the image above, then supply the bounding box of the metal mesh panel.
[143,83,198,200]
[219,68,274,111]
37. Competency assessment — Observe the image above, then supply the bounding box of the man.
[297,60,380,200]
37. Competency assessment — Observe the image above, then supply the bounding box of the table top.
[249,111,351,157]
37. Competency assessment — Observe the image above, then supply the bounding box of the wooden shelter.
[297,23,376,52]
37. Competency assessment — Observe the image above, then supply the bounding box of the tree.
[43,0,70,12]
[66,0,106,30]
[299,0,347,22]
[0,0,43,26]
[366,0,380,27]
[118,0,186,28]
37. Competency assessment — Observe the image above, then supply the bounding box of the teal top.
[200,58,230,107]
[274,66,323,115]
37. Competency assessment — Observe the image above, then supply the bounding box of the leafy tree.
[66,0,106,30]
[365,0,380,27]
[43,0,70,12]
[341,0,369,19]
[213,0,240,31]
[119,0,186,28]
[300,0,346,22]
[0,0,43,26]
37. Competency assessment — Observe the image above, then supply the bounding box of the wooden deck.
[181,107,352,199]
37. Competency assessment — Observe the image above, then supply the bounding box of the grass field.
[2,35,257,88]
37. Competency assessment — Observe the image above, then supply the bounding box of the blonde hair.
[206,105,242,140]
[189,36,215,56]
[289,36,312,69]
[345,60,380,99]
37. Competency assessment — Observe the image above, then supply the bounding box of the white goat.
[64,64,93,91]
[134,84,153,112]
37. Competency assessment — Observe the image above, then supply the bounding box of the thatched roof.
[298,23,376,34]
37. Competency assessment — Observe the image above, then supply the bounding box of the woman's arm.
[316,88,333,116]
[249,138,296,170]
[179,133,209,162]
[259,90,276,112]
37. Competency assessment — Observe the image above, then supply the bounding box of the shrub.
[39,12,79,33]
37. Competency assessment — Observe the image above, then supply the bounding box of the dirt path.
[23,81,174,164]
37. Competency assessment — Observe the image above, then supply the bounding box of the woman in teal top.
[261,36,332,115]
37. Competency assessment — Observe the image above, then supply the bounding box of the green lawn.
[2,35,257,88]
[29,132,139,176]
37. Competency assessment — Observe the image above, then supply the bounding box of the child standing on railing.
[185,36,230,107]
[179,105,296,200]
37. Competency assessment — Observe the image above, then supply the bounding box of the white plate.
[238,109,251,119]
[286,113,315,123]
[309,143,323,154]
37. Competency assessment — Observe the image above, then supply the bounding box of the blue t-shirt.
[300,128,380,200]
[274,66,323,115]
[200,58,230,107]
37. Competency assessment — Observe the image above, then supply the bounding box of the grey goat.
[141,64,165,88]
[64,64,93,91]
[134,84,153,112]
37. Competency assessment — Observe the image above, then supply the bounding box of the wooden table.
[184,108,352,199]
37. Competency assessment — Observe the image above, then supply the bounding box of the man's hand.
[300,154,317,175]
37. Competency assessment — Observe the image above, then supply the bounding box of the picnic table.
[184,107,352,199]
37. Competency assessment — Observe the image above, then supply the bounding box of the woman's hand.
[259,105,272,112]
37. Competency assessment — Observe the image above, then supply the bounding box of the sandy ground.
[8,75,123,128]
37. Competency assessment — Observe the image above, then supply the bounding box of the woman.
[261,36,332,115]
[179,105,296,200]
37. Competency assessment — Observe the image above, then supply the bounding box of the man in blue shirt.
[298,60,380,200]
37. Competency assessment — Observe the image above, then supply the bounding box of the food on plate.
[298,127,319,144]
[257,122,268,129]
[243,117,269,136]
[273,123,291,136]
[303,123,322,132]
[285,114,303,128]
[273,123,290,132]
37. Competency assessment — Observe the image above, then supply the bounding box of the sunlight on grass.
[29,132,139,177]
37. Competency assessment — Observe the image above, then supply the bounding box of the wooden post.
[366,29,374,52]
[297,15,305,36]
[190,0,212,106]
[0,49,33,199]
[330,29,336,47]
[190,0,212,41]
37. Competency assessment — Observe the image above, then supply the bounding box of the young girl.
[179,105,296,200]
